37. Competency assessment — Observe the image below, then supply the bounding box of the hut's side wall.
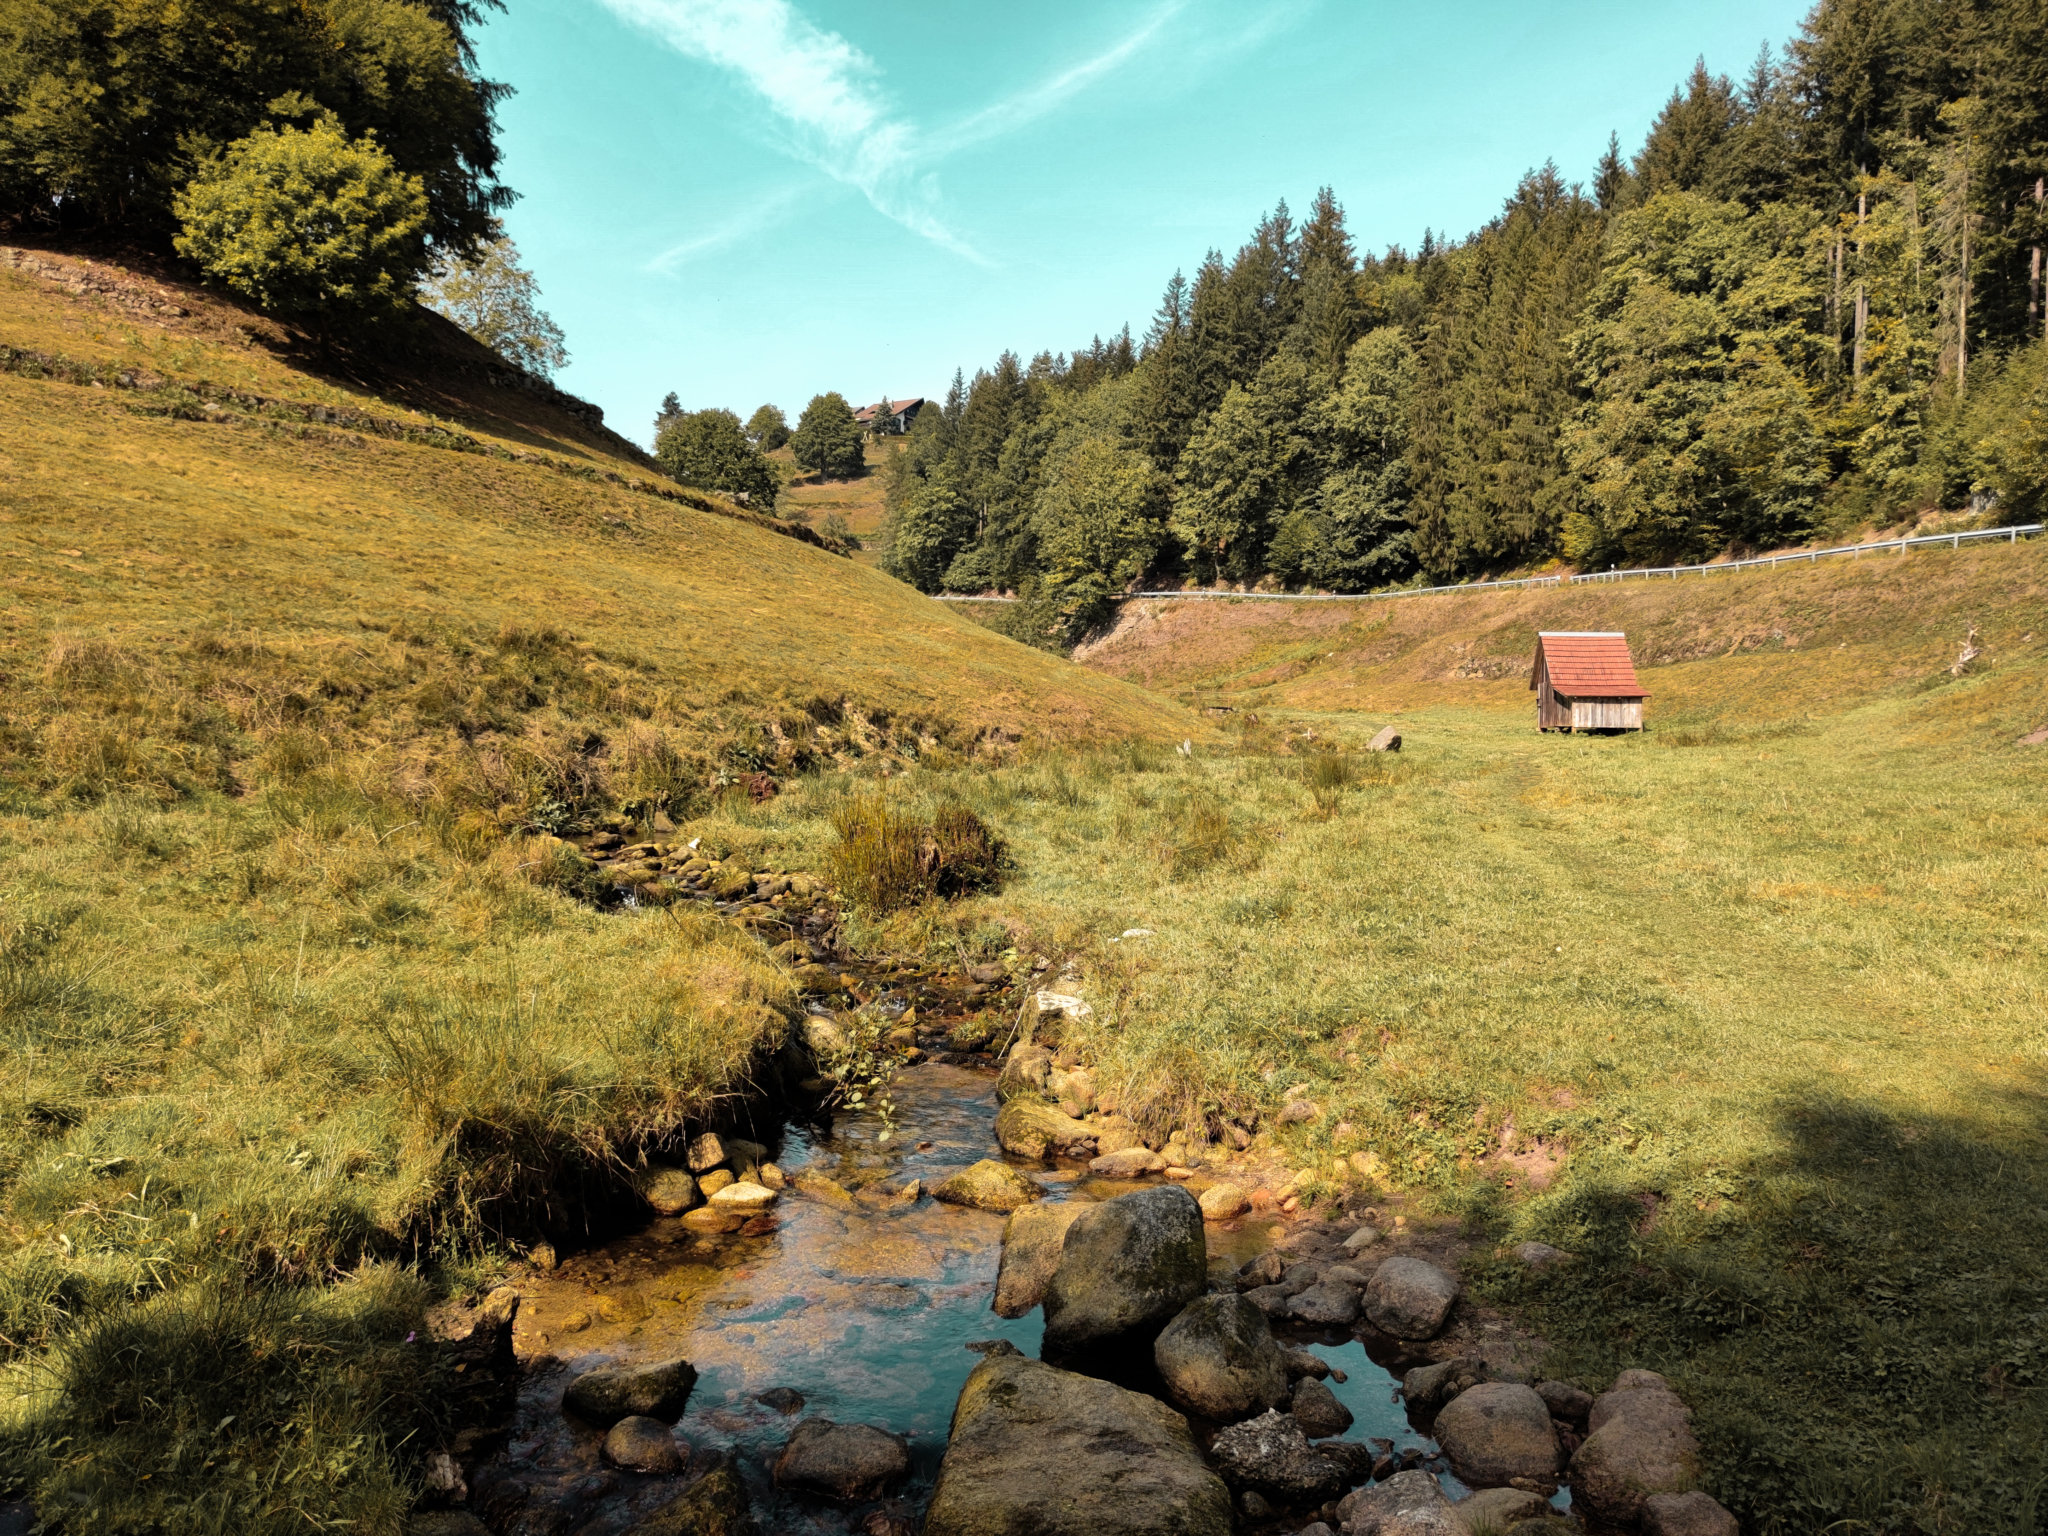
[1535,654,1571,730]
[1568,698,1645,731]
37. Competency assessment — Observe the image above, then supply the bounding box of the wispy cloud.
[594,0,979,258]
[943,2,1184,155]
[643,182,812,273]
[601,0,1193,265]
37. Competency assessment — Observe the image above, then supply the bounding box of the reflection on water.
[489,1063,1436,1535]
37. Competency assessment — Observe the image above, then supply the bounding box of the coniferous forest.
[881,0,2048,638]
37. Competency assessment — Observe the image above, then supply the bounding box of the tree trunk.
[1852,183,1868,384]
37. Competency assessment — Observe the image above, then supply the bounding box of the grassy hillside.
[0,251,1193,1530]
[770,436,898,565]
[1079,540,2048,735]
[989,548,2045,1531]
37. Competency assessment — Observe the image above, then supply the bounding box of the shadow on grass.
[1478,1081,2048,1534]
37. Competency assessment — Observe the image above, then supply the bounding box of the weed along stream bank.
[443,989,1740,1536]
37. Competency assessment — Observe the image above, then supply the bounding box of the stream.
[471,1059,1480,1535]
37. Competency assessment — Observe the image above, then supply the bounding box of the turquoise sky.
[475,0,1814,446]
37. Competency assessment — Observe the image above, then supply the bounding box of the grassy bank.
[0,252,1199,1530]
[571,644,2048,1530]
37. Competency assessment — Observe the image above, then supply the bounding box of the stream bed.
[475,1062,1467,1535]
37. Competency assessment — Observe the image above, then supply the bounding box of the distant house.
[1530,632,1647,732]
[852,397,927,435]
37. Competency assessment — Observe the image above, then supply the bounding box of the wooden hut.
[1530,632,1647,733]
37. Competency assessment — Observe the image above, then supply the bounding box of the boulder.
[1243,1284,1300,1318]
[772,1418,910,1502]
[1343,1225,1382,1253]
[1278,1098,1320,1125]
[1367,726,1401,753]
[1280,1347,1330,1381]
[1363,1257,1460,1340]
[1290,1375,1353,1438]
[1041,1185,1206,1354]
[1090,1147,1167,1178]
[992,1201,1086,1318]
[1287,1280,1362,1328]
[1198,1182,1249,1221]
[1335,1469,1462,1536]
[932,1160,1042,1213]
[995,1043,1055,1102]
[1403,1357,1491,1415]
[995,1098,1096,1161]
[1512,1241,1568,1269]
[1093,1124,1142,1156]
[698,1169,735,1198]
[755,1386,805,1414]
[563,1358,697,1426]
[1208,1410,1352,1507]
[922,1353,1231,1536]
[627,1462,755,1536]
[1152,1293,1290,1422]
[1534,1380,1593,1427]
[1236,1251,1285,1290]
[1432,1382,1561,1488]
[604,1415,685,1474]
[708,1181,776,1212]
[686,1133,726,1173]
[1570,1378,1701,1527]
[1452,1487,1549,1532]
[1643,1491,1740,1536]
[640,1165,699,1216]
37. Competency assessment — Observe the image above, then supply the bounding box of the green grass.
[0,254,1198,1531]
[902,674,2041,1532]
[677,659,2046,1531]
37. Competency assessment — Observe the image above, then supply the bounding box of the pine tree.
[1634,59,1741,198]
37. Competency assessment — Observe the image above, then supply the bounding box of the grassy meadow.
[0,252,1192,1530]
[770,436,898,563]
[3,245,2046,1533]
[546,590,2047,1532]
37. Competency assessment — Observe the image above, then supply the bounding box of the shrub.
[826,794,1007,910]
[172,119,430,320]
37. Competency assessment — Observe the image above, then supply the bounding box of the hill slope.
[0,247,1193,778]
[0,252,1194,1530]
[1079,542,2048,740]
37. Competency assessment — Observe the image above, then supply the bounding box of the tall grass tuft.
[826,794,1008,910]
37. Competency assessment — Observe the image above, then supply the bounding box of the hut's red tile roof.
[1531,632,1648,698]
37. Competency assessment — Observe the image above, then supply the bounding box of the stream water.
[480,1062,1465,1536]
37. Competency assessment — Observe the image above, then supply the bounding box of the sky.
[474,0,1815,447]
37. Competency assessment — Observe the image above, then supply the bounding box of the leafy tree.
[0,0,508,250]
[746,403,789,451]
[655,407,778,509]
[1314,328,1419,587]
[789,392,866,479]
[1032,435,1167,638]
[420,234,567,376]
[883,465,974,590]
[172,118,429,319]
[1562,192,1828,564]
[1171,355,1317,583]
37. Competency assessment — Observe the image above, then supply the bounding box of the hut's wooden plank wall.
[1569,698,1644,730]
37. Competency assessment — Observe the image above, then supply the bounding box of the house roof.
[852,397,925,422]
[1530,632,1648,698]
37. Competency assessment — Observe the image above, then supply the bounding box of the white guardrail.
[931,522,2046,604]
